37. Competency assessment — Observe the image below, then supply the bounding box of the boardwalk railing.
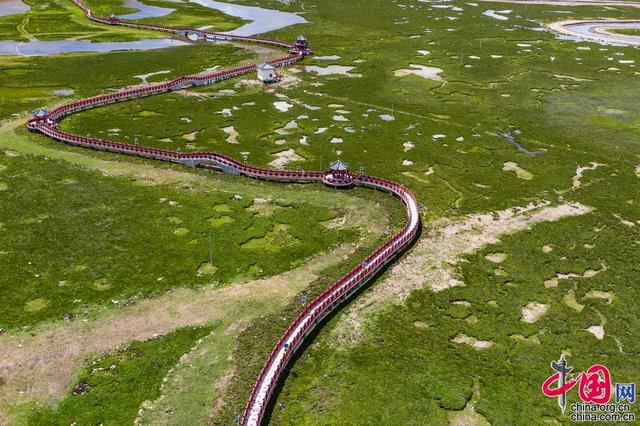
[28,3,421,426]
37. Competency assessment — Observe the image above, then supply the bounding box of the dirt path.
[16,15,36,42]
[0,244,358,414]
[226,41,283,62]
[331,201,593,346]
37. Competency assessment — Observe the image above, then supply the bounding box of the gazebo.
[290,35,312,55]
[32,108,49,118]
[323,160,354,187]
[329,160,349,173]
[295,35,308,49]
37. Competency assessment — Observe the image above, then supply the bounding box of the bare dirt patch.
[503,161,533,180]
[554,74,592,82]
[222,126,240,144]
[521,301,548,323]
[587,325,605,340]
[543,262,608,287]
[572,162,605,190]
[394,64,445,82]
[269,148,305,169]
[331,201,593,346]
[485,252,507,263]
[452,333,494,350]
[227,41,284,62]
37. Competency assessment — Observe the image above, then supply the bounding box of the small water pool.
[0,0,30,17]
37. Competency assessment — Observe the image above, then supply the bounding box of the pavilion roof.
[329,160,349,171]
[32,108,49,117]
[256,63,275,70]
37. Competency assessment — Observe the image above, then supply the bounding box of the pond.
[0,39,188,56]
[117,0,175,20]
[116,0,307,36]
[189,0,307,36]
[0,0,30,17]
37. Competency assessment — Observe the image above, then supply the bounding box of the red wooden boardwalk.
[27,3,421,424]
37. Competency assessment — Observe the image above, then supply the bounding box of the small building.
[329,160,349,173]
[32,108,49,118]
[256,63,278,83]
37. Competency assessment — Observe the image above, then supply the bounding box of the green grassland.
[272,209,640,424]
[0,110,395,424]
[0,143,356,329]
[1,0,640,424]
[0,43,254,122]
[61,1,640,216]
[24,325,213,425]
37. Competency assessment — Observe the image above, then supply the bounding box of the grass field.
[271,209,640,424]
[23,325,214,425]
[0,43,254,121]
[1,0,640,424]
[0,145,355,329]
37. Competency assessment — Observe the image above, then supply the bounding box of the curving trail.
[548,19,640,45]
[27,2,421,425]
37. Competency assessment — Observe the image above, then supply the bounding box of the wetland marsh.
[1,0,639,424]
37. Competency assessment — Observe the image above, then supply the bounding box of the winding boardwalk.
[27,2,421,425]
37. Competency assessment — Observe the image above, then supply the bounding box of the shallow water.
[0,39,188,56]
[189,0,307,36]
[569,22,640,37]
[0,0,30,17]
[305,65,355,76]
[483,10,509,21]
[561,22,640,45]
[117,0,175,20]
